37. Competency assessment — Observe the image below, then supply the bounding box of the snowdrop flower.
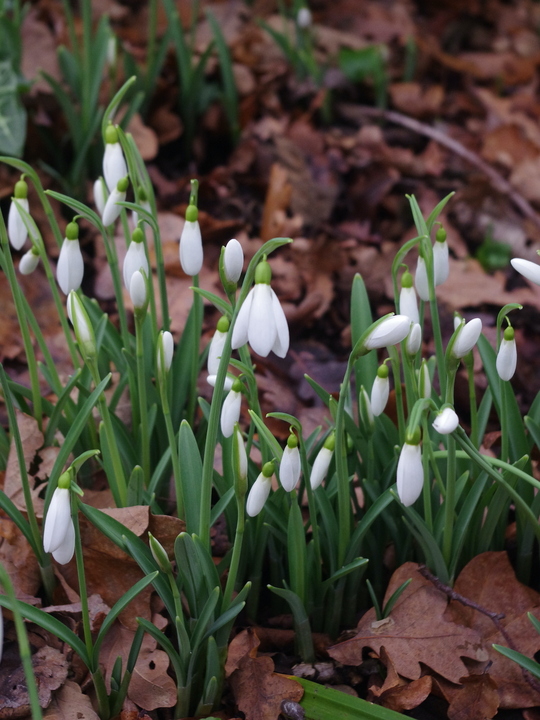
[57,221,84,295]
[43,473,75,564]
[130,270,147,310]
[396,435,423,507]
[123,228,149,290]
[221,378,243,438]
[310,434,335,490]
[233,425,248,494]
[19,248,40,275]
[67,291,96,362]
[8,178,29,250]
[157,331,174,376]
[179,204,203,276]
[371,365,390,417]
[102,177,128,227]
[103,124,128,192]
[231,257,289,358]
[246,462,275,517]
[406,323,422,356]
[280,434,301,492]
[432,407,459,434]
[399,271,419,324]
[224,238,244,284]
[415,255,429,301]
[208,316,230,376]
[363,314,411,351]
[511,258,540,286]
[93,178,107,216]
[296,6,312,28]
[452,318,482,359]
[207,374,234,392]
[433,227,449,285]
[496,326,517,381]
[418,358,431,399]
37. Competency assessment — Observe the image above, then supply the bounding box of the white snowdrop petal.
[93,179,107,215]
[103,142,127,192]
[57,239,84,295]
[415,256,430,301]
[280,445,301,492]
[248,284,276,357]
[208,330,228,376]
[496,338,517,381]
[434,241,449,285]
[51,518,75,565]
[129,270,147,308]
[43,488,72,554]
[365,315,411,350]
[396,443,423,507]
[231,288,253,350]
[221,390,242,438]
[310,447,333,490]
[8,199,29,250]
[270,288,290,358]
[452,318,482,358]
[102,187,126,226]
[406,323,422,355]
[224,238,244,283]
[432,407,459,435]
[179,220,203,276]
[207,374,234,392]
[399,286,419,324]
[371,375,389,417]
[511,258,540,286]
[123,241,149,290]
[246,474,272,517]
[19,251,40,275]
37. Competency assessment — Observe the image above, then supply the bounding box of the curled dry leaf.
[329,562,487,684]
[42,680,99,719]
[0,646,68,715]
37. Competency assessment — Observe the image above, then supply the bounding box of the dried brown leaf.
[42,680,99,719]
[446,674,499,720]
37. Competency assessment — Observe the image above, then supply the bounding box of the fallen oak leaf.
[368,647,432,713]
[0,646,68,716]
[446,673,499,720]
[329,562,487,684]
[42,680,99,719]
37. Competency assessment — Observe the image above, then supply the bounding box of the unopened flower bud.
[371,365,389,417]
[280,434,301,492]
[415,255,429,301]
[496,326,517,381]
[364,315,411,351]
[224,238,244,284]
[19,248,40,275]
[432,407,459,435]
[8,178,29,250]
[452,318,482,359]
[57,221,84,295]
[310,434,335,490]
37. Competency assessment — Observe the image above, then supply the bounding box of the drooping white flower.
[310,435,335,490]
[179,203,203,276]
[131,187,152,227]
[406,323,422,356]
[67,291,96,361]
[396,440,423,507]
[224,238,244,284]
[129,270,147,310]
[57,222,84,295]
[432,407,459,435]
[433,228,449,285]
[280,436,301,492]
[234,425,248,485]
[415,255,430,301]
[221,380,243,438]
[231,258,289,358]
[123,228,149,290]
[157,330,174,378]
[364,315,411,351]
[43,481,75,565]
[246,467,273,517]
[496,327,517,381]
[371,366,389,417]
[8,179,29,250]
[19,248,40,275]
[102,177,128,227]
[511,258,540,286]
[452,318,482,359]
[93,178,107,216]
[207,374,234,392]
[296,6,312,28]
[103,124,128,192]
[399,271,419,324]
[208,317,230,376]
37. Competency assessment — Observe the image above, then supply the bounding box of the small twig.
[418,565,540,696]
[338,103,540,232]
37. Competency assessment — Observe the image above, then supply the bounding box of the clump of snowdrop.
[246,461,275,517]
[310,433,335,490]
[8,177,29,250]
[123,227,149,290]
[57,221,84,295]
[231,256,289,358]
[280,433,301,492]
[43,471,75,565]
[103,123,128,192]
[496,326,517,381]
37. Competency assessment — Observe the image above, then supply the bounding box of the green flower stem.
[500,378,509,463]
[160,388,184,519]
[72,496,110,718]
[187,276,203,425]
[465,354,479,450]
[0,563,43,720]
[89,361,127,507]
[421,417,433,533]
[222,496,245,610]
[0,241,42,429]
[335,362,354,568]
[151,224,170,331]
[135,313,150,484]
[102,226,130,347]
[388,345,405,444]
[299,438,322,610]
[442,365,458,568]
